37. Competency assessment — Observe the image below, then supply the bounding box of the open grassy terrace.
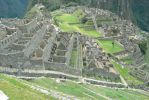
[97,40,124,54]
[54,11,101,38]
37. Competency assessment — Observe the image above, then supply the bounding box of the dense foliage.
[138,40,147,55]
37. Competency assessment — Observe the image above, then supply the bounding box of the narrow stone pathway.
[119,75,128,86]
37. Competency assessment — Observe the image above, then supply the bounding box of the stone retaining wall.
[83,68,119,80]
[44,62,82,76]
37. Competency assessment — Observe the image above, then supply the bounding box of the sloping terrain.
[0,0,28,18]
[0,74,55,100]
[29,0,149,31]
[0,74,149,100]
[0,0,148,31]
[0,1,149,100]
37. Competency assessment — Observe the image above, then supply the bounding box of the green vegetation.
[30,77,149,100]
[0,74,55,100]
[120,57,133,65]
[73,9,86,19]
[145,50,149,64]
[29,0,92,11]
[144,40,149,64]
[70,50,77,67]
[56,14,79,23]
[138,40,147,55]
[53,10,101,38]
[25,5,40,19]
[30,78,105,100]
[29,0,61,11]
[53,9,124,54]
[112,61,144,85]
[97,40,124,54]
[0,73,148,100]
[83,84,149,100]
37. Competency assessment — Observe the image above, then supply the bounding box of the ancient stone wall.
[44,62,82,76]
[0,52,26,68]
[83,68,119,80]
[0,29,22,49]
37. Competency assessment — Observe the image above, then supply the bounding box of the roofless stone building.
[0,17,119,81]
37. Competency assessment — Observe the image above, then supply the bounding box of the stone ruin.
[0,17,119,81]
[81,37,119,80]
[84,7,149,83]
[85,7,145,65]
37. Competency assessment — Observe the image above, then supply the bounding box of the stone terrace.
[0,17,119,81]
[81,37,119,80]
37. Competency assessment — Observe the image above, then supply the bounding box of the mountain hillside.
[0,0,148,31]
[0,0,28,18]
[28,0,149,31]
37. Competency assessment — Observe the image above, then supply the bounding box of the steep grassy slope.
[30,77,149,100]
[0,74,55,100]
[0,73,149,99]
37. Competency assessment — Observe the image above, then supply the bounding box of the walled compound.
[84,7,149,82]
[0,16,119,81]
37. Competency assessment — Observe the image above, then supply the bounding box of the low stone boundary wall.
[85,78,125,88]
[0,67,78,80]
[83,68,119,80]
[0,67,126,88]
[44,62,82,76]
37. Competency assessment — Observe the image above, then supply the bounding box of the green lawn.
[30,78,105,100]
[30,77,149,100]
[1,73,148,100]
[78,26,101,37]
[0,74,55,100]
[58,23,77,32]
[56,14,79,23]
[112,61,144,85]
[54,11,101,38]
[120,57,134,64]
[97,40,124,54]
[83,84,149,100]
